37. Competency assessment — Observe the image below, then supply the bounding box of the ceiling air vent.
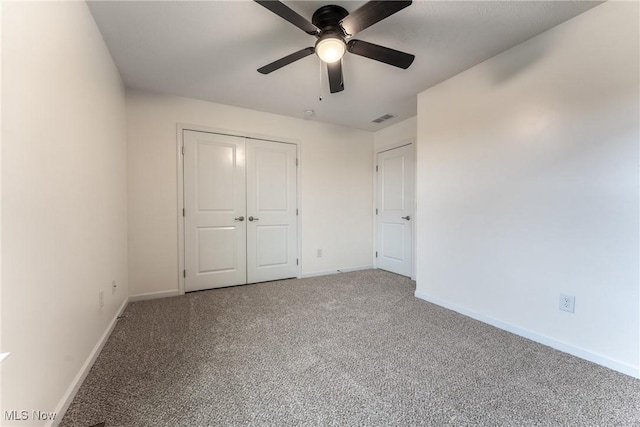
[371,114,396,124]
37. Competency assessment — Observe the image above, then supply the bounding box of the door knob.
[401,216,411,221]
[234,216,245,222]
[248,216,259,222]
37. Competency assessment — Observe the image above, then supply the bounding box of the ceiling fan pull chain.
[318,59,323,101]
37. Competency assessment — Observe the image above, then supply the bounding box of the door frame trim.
[176,123,302,295]
[373,139,416,280]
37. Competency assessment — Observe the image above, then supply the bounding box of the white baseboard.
[301,265,374,279]
[50,297,128,427]
[129,289,181,302]
[414,291,639,379]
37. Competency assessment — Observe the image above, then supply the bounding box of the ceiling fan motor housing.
[312,5,349,39]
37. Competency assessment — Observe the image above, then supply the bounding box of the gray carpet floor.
[61,269,640,426]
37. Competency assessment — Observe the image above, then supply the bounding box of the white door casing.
[184,130,247,291]
[183,130,298,291]
[246,139,298,283]
[376,144,414,277]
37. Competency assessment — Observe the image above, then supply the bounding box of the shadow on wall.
[487,35,551,85]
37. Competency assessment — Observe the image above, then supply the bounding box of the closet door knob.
[248,216,260,222]
[401,216,411,221]
[234,216,245,222]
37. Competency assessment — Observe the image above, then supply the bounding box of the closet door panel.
[246,140,298,283]
[184,130,247,291]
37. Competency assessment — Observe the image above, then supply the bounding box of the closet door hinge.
[183,270,186,278]
[296,258,299,265]
[296,158,299,167]
[182,146,185,155]
[376,208,378,215]
[375,251,378,258]
[296,208,299,216]
[376,165,378,172]
[183,208,185,217]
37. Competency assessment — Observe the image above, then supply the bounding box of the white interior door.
[246,139,298,283]
[376,144,414,277]
[184,130,247,291]
[183,131,298,291]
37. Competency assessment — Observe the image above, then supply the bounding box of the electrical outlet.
[112,280,117,295]
[559,294,575,313]
[99,290,104,309]
[317,249,323,258]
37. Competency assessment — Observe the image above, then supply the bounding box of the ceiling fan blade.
[340,1,412,36]
[258,47,315,74]
[347,40,415,69]
[327,61,344,93]
[254,0,319,35]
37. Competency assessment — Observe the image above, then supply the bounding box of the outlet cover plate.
[559,294,575,313]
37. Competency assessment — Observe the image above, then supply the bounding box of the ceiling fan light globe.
[316,37,346,63]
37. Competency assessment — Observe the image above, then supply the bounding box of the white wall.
[126,91,373,297]
[416,1,639,376]
[373,116,416,152]
[2,2,128,423]
[0,0,4,417]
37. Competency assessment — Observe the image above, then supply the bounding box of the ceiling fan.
[255,0,415,93]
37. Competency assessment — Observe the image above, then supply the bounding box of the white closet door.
[184,130,247,291]
[246,139,298,283]
[376,144,414,277]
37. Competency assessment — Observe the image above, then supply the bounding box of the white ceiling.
[87,0,600,131]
